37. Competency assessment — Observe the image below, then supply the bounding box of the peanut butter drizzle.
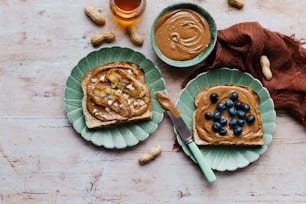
[155,91,180,117]
[85,63,150,122]
[155,8,211,61]
[194,85,263,145]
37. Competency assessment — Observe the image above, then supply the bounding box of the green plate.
[64,47,166,149]
[176,68,276,171]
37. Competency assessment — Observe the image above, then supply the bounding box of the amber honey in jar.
[109,0,146,27]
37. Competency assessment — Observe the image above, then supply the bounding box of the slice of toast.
[81,61,152,129]
[193,84,264,146]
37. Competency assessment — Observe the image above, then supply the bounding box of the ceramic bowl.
[150,3,217,68]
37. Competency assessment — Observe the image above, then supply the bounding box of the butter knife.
[156,91,216,183]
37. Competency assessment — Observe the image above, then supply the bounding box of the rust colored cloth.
[188,22,306,126]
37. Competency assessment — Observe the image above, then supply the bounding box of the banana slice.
[106,69,148,98]
[82,61,153,128]
[90,85,131,117]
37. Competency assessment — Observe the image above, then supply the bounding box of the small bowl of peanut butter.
[151,3,217,68]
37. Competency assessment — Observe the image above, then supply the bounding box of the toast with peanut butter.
[81,61,152,129]
[192,84,264,146]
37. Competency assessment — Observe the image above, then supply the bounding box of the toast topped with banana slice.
[81,61,152,129]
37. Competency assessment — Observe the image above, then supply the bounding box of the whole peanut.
[85,5,106,26]
[91,31,115,47]
[228,0,244,9]
[260,55,273,80]
[127,26,144,46]
[138,144,162,165]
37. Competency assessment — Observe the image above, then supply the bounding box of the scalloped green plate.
[64,47,166,149]
[176,68,276,171]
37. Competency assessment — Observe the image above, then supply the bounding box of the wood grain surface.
[0,0,305,203]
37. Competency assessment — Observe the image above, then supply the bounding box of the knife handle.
[187,141,216,183]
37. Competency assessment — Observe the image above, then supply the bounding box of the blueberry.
[234,101,242,110]
[217,102,226,112]
[237,110,246,119]
[242,103,250,112]
[233,126,243,136]
[210,93,219,103]
[213,111,221,122]
[228,107,237,117]
[219,127,227,136]
[237,119,245,127]
[212,122,222,132]
[225,99,234,108]
[229,118,238,128]
[204,112,212,120]
[220,117,228,126]
[246,114,256,124]
[230,91,239,101]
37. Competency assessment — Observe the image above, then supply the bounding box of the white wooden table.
[0,0,305,203]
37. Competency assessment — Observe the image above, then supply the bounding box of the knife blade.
[155,91,216,183]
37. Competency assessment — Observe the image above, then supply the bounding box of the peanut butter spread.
[155,8,211,61]
[193,84,263,145]
[155,91,180,117]
[83,62,151,123]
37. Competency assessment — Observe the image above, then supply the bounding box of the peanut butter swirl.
[155,8,211,61]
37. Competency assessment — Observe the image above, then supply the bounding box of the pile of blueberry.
[204,91,256,136]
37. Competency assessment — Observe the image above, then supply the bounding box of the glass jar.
[109,0,146,27]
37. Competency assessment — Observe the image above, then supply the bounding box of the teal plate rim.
[64,46,167,149]
[176,68,276,171]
